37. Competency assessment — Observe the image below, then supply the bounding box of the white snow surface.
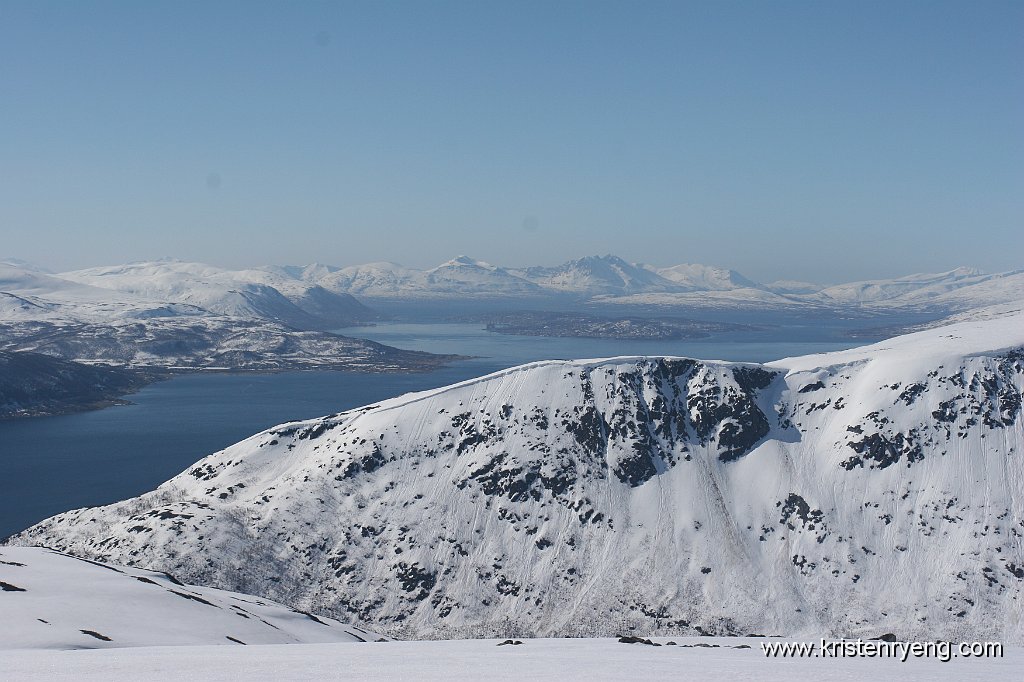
[10,306,1024,642]
[0,546,383,650]
[3,637,1018,681]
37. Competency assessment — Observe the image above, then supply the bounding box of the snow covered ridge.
[7,310,1024,642]
[0,546,384,650]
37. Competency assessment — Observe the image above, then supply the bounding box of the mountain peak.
[452,254,485,264]
[438,255,498,270]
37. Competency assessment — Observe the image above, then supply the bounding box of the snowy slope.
[0,546,383,650]
[10,308,1023,642]
[813,267,983,304]
[5,637,1018,682]
[811,267,1024,310]
[0,262,210,324]
[316,261,419,297]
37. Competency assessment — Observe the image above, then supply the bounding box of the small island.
[474,311,762,341]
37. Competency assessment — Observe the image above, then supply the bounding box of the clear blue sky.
[2,0,1021,283]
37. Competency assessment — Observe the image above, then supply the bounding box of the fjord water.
[0,322,870,539]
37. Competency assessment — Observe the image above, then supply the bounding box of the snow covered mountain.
[650,263,759,291]
[317,257,543,299]
[419,256,543,297]
[514,256,679,296]
[311,255,758,299]
[0,263,160,318]
[10,305,1023,642]
[0,546,383,650]
[62,260,374,329]
[810,267,1024,310]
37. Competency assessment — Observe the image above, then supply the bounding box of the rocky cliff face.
[8,309,1024,642]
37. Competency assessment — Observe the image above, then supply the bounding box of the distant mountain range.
[4,256,1022,318]
[269,255,1024,312]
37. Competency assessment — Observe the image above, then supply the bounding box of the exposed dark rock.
[843,431,924,470]
[618,635,660,645]
[79,629,113,641]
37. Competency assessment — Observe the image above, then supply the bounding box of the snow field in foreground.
[3,637,1019,682]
